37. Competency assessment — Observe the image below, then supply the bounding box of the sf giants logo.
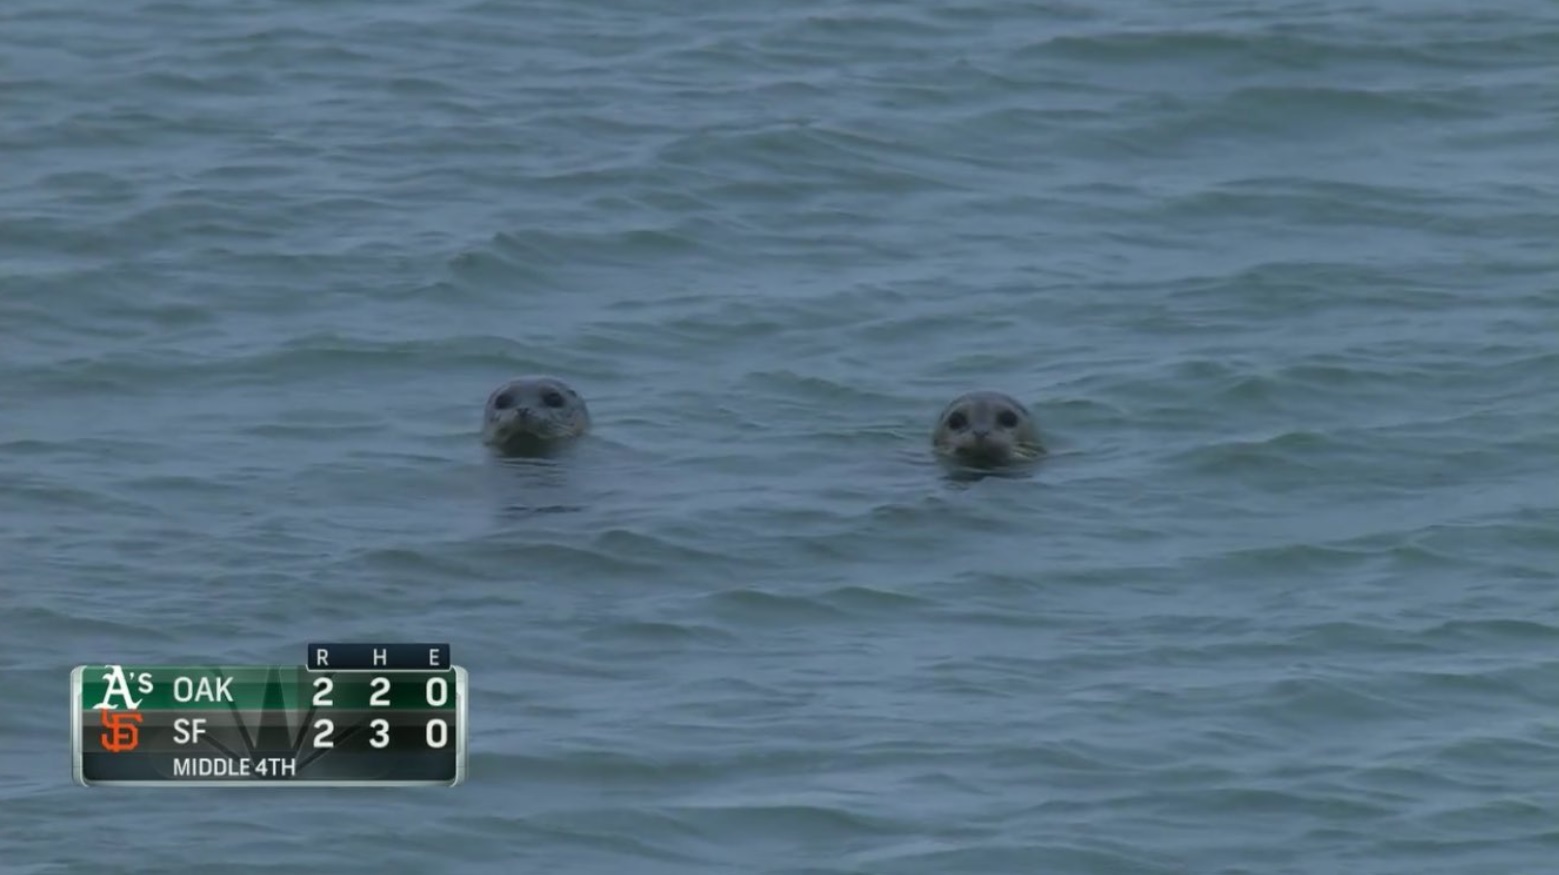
[99,710,143,753]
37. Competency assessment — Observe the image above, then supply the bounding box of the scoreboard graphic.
[71,643,467,786]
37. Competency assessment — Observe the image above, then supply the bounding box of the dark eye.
[996,410,1019,428]
[493,392,515,410]
[542,391,566,408]
[947,411,968,430]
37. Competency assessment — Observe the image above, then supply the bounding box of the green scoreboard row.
[72,643,467,786]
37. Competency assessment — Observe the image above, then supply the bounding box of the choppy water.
[4,0,1559,872]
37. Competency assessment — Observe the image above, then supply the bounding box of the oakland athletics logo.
[93,665,147,711]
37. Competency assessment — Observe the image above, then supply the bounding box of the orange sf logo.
[99,709,143,753]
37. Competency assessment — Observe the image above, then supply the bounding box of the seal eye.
[947,411,968,431]
[996,410,1019,429]
[542,391,566,408]
[493,391,516,410]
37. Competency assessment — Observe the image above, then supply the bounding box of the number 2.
[369,676,390,707]
[312,718,334,748]
[312,676,333,707]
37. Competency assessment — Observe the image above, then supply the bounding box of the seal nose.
[971,428,991,440]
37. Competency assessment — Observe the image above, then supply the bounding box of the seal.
[481,376,591,456]
[931,390,1043,467]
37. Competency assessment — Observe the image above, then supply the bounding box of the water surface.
[4,0,1558,872]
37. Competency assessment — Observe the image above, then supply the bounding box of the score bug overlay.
[71,644,467,787]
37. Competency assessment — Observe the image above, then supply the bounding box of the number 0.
[426,718,448,748]
[312,718,334,748]
[369,676,390,706]
[312,676,333,707]
[426,676,448,706]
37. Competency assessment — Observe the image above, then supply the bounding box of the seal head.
[482,376,590,456]
[931,390,1042,467]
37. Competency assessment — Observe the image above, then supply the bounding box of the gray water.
[5,0,1559,872]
